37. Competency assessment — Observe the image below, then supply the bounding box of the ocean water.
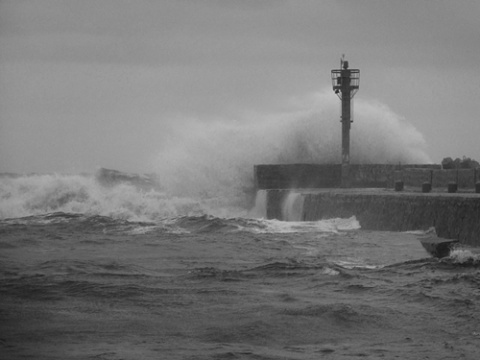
[1,171,480,360]
[1,95,479,359]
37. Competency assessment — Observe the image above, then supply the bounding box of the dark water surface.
[1,213,480,359]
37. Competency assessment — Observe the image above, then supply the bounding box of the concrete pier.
[256,164,480,246]
[264,188,480,246]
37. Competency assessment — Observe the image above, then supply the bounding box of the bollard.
[422,182,431,193]
[447,182,457,193]
[394,180,404,192]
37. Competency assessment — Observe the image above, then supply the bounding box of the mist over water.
[1,92,430,220]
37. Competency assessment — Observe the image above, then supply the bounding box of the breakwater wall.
[395,168,480,189]
[265,189,480,246]
[254,164,441,190]
[255,164,480,192]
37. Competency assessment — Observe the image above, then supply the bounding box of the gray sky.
[1,0,479,174]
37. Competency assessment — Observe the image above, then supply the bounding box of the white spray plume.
[154,91,431,202]
[0,92,431,220]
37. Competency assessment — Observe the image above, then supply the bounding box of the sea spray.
[1,92,431,220]
[154,91,430,213]
[447,248,480,265]
[248,189,267,218]
[282,192,304,221]
[0,173,205,221]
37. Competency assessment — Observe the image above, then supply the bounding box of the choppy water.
[1,210,480,360]
[1,171,480,359]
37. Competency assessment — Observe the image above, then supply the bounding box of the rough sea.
[1,169,480,360]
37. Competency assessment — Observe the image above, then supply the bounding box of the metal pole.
[331,58,359,189]
[341,68,351,188]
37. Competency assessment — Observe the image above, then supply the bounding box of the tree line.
[441,156,480,169]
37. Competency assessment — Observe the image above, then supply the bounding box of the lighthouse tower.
[331,57,360,187]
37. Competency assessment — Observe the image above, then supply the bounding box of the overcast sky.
[1,0,479,174]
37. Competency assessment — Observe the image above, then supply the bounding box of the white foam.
[0,174,221,221]
[449,249,480,264]
[322,267,340,276]
[333,259,380,270]
[249,216,360,234]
